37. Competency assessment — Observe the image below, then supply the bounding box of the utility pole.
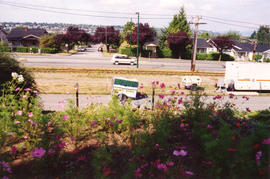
[136,12,140,68]
[105,26,108,52]
[130,18,132,56]
[190,16,206,71]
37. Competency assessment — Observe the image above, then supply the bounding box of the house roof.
[197,38,211,48]
[7,28,47,41]
[232,40,254,52]
[144,37,158,46]
[0,26,7,35]
[256,44,270,52]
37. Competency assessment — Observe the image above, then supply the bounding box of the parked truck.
[223,62,270,91]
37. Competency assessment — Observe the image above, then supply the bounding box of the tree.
[39,35,58,49]
[211,36,234,61]
[250,31,256,39]
[167,31,191,59]
[198,32,211,40]
[256,26,270,45]
[158,27,169,49]
[125,23,155,52]
[123,21,135,37]
[94,26,120,52]
[167,6,191,35]
[224,31,241,41]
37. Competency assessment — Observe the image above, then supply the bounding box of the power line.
[203,18,258,29]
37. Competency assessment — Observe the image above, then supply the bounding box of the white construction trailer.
[224,62,270,91]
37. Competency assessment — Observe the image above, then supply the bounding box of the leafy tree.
[224,31,241,41]
[123,21,135,37]
[198,32,211,40]
[54,26,92,51]
[158,27,169,49]
[125,23,155,53]
[211,36,234,61]
[39,35,58,49]
[167,31,191,59]
[250,31,256,39]
[256,26,270,45]
[94,26,120,52]
[167,6,191,35]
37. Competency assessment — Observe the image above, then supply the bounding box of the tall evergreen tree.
[256,26,270,45]
[167,7,191,35]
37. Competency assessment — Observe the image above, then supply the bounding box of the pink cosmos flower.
[91,120,98,126]
[28,112,33,118]
[202,161,213,165]
[256,151,262,161]
[207,124,213,129]
[48,149,56,155]
[166,161,174,166]
[158,94,165,99]
[31,147,46,159]
[262,138,270,144]
[58,103,64,109]
[16,110,22,116]
[15,87,20,91]
[181,92,185,95]
[12,146,17,155]
[28,119,37,126]
[23,136,30,139]
[173,149,187,157]
[24,88,31,91]
[157,163,168,172]
[185,171,194,175]
[178,98,183,104]
[14,121,21,124]
[160,83,165,89]
[116,118,122,124]
[33,90,38,94]
[62,115,69,121]
[23,95,27,99]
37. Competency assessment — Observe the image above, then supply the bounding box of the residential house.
[7,27,48,48]
[144,37,158,57]
[0,26,8,44]
[256,44,270,60]
[196,38,216,54]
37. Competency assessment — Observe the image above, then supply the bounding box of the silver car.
[111,54,136,65]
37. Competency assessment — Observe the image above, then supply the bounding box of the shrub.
[196,53,208,60]
[208,52,235,61]
[254,54,262,61]
[119,46,136,56]
[161,47,172,58]
[41,48,58,54]
[0,53,36,95]
[0,46,11,52]
[16,46,29,53]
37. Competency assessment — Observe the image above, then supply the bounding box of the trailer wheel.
[118,94,127,102]
[115,61,119,65]
[227,83,235,91]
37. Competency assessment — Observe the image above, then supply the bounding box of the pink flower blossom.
[256,151,262,161]
[23,95,27,99]
[24,88,31,91]
[16,110,22,116]
[185,171,194,175]
[160,83,165,89]
[202,161,213,165]
[23,136,30,139]
[31,147,46,159]
[28,119,37,126]
[12,146,17,155]
[177,83,181,89]
[62,115,69,121]
[181,92,185,95]
[48,149,56,155]
[116,118,122,124]
[28,112,33,118]
[14,121,21,124]
[157,163,168,172]
[262,138,270,144]
[173,149,187,157]
[166,161,174,166]
[15,87,20,91]
[158,94,165,99]
[207,124,213,129]
[33,90,38,94]
[178,98,183,104]
[91,120,98,126]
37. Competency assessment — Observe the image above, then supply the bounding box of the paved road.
[40,94,270,111]
[16,46,226,72]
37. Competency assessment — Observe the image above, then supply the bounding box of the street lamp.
[136,12,140,68]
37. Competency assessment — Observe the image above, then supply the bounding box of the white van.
[111,54,136,65]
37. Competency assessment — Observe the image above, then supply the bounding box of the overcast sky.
[0,0,269,35]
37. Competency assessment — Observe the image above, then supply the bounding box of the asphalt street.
[16,46,226,71]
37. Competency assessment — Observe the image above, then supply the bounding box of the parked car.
[111,54,136,65]
[77,46,86,52]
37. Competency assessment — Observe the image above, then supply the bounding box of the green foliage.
[196,53,208,60]
[119,46,136,56]
[160,47,172,58]
[16,46,29,53]
[167,6,191,35]
[208,52,235,61]
[157,27,168,49]
[254,54,262,61]
[39,34,58,49]
[198,32,211,40]
[0,46,11,52]
[224,31,241,41]
[41,47,58,54]
[256,26,270,45]
[0,53,36,95]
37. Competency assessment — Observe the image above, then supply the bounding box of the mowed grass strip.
[33,71,220,94]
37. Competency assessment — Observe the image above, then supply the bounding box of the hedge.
[14,46,57,54]
[119,47,153,58]
[16,46,29,53]
[196,53,208,60]
[41,48,58,54]
[254,54,262,61]
[0,46,11,52]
